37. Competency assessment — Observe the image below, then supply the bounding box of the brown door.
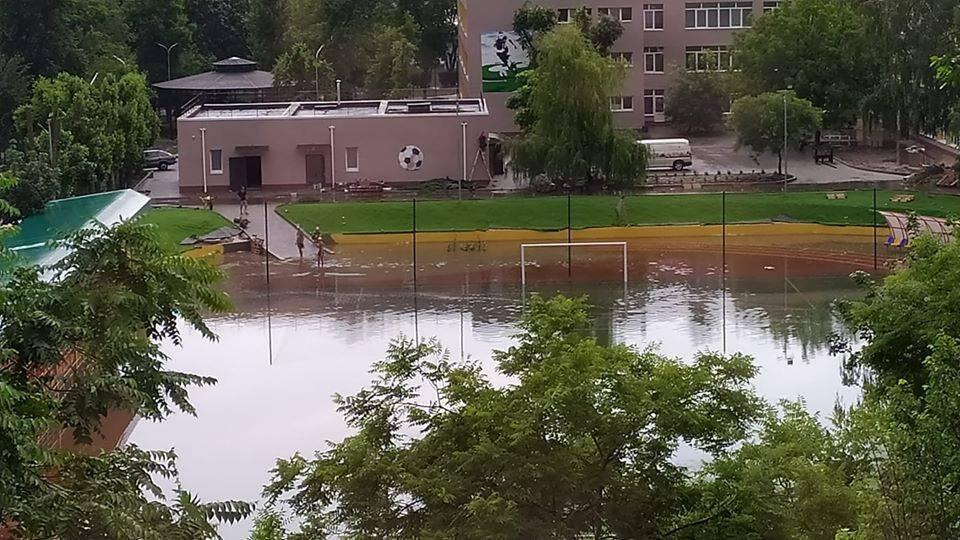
[306,154,326,186]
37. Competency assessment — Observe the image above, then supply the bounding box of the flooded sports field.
[130,230,888,538]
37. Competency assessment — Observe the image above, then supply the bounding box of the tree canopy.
[509,25,645,191]
[263,295,762,538]
[729,91,822,174]
[733,0,877,127]
[666,68,730,134]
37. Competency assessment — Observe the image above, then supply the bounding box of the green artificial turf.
[278,190,960,234]
[138,207,232,251]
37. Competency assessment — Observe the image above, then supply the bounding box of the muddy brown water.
[130,240,876,538]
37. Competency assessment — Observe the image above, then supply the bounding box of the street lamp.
[156,42,179,81]
[315,45,325,100]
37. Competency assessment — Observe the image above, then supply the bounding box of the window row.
[609,91,666,118]
[558,7,634,23]
[207,148,361,174]
[611,46,735,73]
[685,2,753,29]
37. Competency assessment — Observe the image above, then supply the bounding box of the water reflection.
[130,249,866,539]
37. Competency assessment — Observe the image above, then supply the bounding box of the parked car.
[638,138,693,171]
[143,149,178,171]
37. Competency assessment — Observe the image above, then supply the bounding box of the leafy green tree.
[124,0,205,82]
[264,295,762,538]
[366,17,423,97]
[246,0,288,69]
[687,402,856,540]
[273,42,335,94]
[0,220,252,537]
[512,4,557,63]
[15,72,159,194]
[666,68,730,134]
[860,0,960,135]
[836,235,960,388]
[61,0,134,78]
[0,53,30,147]
[729,91,822,175]
[581,9,624,55]
[397,0,458,70]
[186,0,252,61]
[510,26,646,190]
[733,0,876,127]
[0,145,61,216]
[0,0,67,76]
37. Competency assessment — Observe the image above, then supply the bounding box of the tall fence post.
[264,200,273,366]
[567,193,572,278]
[413,198,419,344]
[722,191,727,355]
[873,187,879,271]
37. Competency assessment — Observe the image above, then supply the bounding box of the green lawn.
[279,191,960,234]
[139,207,232,251]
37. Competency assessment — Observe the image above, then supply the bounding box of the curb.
[834,156,912,177]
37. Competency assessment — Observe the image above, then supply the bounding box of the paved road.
[687,134,905,184]
[213,202,317,261]
[138,164,182,200]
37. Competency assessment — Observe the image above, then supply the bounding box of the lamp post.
[314,46,325,100]
[156,42,179,81]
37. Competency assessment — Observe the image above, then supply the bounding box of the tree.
[729,91,822,175]
[264,295,762,538]
[512,4,557,64]
[15,72,159,195]
[666,68,730,134]
[0,219,253,537]
[733,0,877,127]
[124,0,205,82]
[835,235,960,388]
[0,0,67,76]
[186,0,252,61]
[860,0,960,135]
[365,17,423,97]
[397,0,458,71]
[687,402,857,540]
[509,26,646,190]
[273,43,334,93]
[0,53,30,148]
[246,0,287,69]
[0,145,61,216]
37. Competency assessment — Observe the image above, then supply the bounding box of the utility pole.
[156,42,179,81]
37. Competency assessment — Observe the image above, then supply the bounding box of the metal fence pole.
[264,200,274,366]
[873,188,879,271]
[722,191,727,355]
[567,194,572,277]
[413,198,419,344]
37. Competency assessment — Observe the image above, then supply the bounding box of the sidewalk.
[214,201,318,261]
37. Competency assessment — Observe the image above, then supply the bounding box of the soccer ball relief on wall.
[399,145,424,171]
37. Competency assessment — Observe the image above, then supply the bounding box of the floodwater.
[129,237,879,539]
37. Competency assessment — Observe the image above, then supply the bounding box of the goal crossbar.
[520,242,628,286]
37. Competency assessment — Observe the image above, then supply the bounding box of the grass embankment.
[139,208,232,251]
[279,191,960,234]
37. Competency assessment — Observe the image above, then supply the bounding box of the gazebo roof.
[153,57,274,92]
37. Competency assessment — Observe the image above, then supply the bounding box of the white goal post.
[520,242,628,286]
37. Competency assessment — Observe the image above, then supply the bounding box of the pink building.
[177,99,491,193]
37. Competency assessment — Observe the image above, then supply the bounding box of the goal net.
[520,242,628,285]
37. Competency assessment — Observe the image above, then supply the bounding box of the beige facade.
[458,0,777,133]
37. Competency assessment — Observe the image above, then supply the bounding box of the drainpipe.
[329,125,336,202]
[200,127,208,194]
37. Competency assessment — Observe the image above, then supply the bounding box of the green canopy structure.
[3,190,150,270]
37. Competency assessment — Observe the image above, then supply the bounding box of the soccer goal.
[520,242,628,286]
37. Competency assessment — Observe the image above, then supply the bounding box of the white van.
[638,138,693,171]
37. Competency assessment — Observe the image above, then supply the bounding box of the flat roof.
[184,98,487,121]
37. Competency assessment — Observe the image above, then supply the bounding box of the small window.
[210,149,223,174]
[557,8,572,23]
[345,147,360,172]
[610,95,634,112]
[612,52,634,66]
[620,7,633,21]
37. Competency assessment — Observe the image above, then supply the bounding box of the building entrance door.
[306,154,326,186]
[229,156,263,190]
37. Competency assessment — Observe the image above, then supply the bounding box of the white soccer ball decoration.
[399,145,424,171]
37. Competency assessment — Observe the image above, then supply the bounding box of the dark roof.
[153,57,273,91]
